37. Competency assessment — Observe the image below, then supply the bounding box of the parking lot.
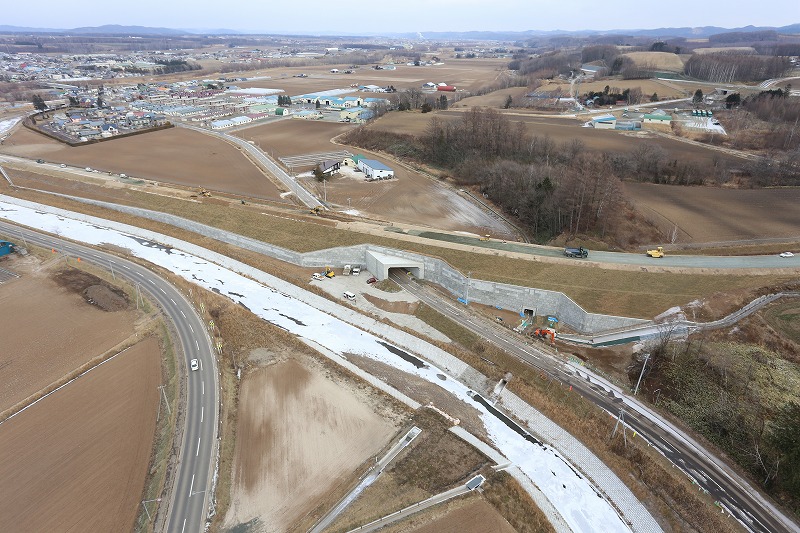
[306,267,450,343]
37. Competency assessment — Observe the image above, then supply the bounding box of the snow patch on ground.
[0,198,631,533]
[0,117,22,136]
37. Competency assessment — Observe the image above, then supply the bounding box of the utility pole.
[633,353,650,395]
[109,263,115,281]
[141,498,161,522]
[158,385,171,415]
[612,409,628,448]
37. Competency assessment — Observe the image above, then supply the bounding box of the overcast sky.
[4,0,798,34]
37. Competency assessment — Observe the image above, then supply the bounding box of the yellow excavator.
[324,266,335,278]
[199,187,212,197]
[310,206,322,215]
[646,246,665,258]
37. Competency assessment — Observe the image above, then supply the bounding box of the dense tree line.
[684,53,790,82]
[514,51,578,79]
[344,108,705,241]
[632,339,800,514]
[708,30,778,43]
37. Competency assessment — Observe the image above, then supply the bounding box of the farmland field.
[620,51,686,71]
[233,57,508,94]
[0,126,284,200]
[224,357,398,532]
[624,182,800,242]
[0,263,137,412]
[368,109,744,171]
[0,337,161,532]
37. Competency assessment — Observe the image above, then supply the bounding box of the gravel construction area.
[307,267,451,343]
[224,357,398,532]
[238,120,516,237]
[0,337,161,533]
[0,260,137,412]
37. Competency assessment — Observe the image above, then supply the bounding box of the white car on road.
[779,251,794,258]
[190,358,199,371]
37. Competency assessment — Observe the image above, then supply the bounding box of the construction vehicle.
[646,246,665,258]
[310,206,322,215]
[199,188,211,197]
[564,246,588,258]
[324,266,335,278]
[0,241,15,257]
[351,265,361,276]
[343,264,351,276]
[479,234,491,241]
[531,328,556,345]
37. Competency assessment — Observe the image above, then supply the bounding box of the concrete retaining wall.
[49,193,647,335]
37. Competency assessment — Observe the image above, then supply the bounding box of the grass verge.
[134,321,180,533]
[1,180,794,319]
[483,471,556,533]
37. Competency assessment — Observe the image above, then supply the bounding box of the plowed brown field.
[0,126,283,200]
[0,268,136,412]
[0,337,161,533]
[624,182,800,242]
[233,58,507,94]
[224,358,397,532]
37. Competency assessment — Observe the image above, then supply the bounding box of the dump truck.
[564,246,588,258]
[343,264,351,276]
[646,246,665,258]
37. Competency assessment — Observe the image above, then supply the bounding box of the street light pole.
[633,353,650,395]
[464,271,471,303]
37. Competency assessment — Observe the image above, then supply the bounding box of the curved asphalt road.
[390,271,798,533]
[0,221,218,533]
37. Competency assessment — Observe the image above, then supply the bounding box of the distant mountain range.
[0,23,798,40]
[0,24,241,36]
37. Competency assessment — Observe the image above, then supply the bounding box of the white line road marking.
[196,437,201,456]
[180,310,186,318]
[189,324,194,333]
[202,381,204,395]
[159,287,166,294]
[181,519,186,533]
[195,339,199,350]
[189,474,194,496]
[171,298,176,305]
[201,406,204,422]
[122,265,130,270]
[148,279,155,284]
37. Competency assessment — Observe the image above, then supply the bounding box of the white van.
[343,291,356,302]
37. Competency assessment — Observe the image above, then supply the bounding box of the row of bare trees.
[346,108,630,241]
[684,53,791,82]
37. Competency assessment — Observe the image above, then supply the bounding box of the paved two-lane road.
[0,221,218,533]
